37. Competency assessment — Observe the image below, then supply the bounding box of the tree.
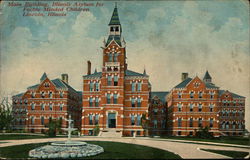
[45,118,62,137]
[93,125,100,136]
[0,97,14,132]
[195,126,214,139]
[141,113,149,136]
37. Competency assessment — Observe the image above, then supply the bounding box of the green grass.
[200,148,249,159]
[0,141,182,159]
[0,134,67,140]
[160,136,250,146]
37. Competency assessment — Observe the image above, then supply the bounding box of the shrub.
[195,126,214,139]
[93,125,100,136]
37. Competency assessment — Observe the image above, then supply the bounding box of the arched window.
[95,115,99,125]
[137,98,141,107]
[189,104,193,112]
[114,76,118,86]
[107,94,111,104]
[198,104,202,112]
[178,118,182,127]
[132,82,136,92]
[107,76,112,86]
[89,114,93,125]
[178,104,182,112]
[89,97,93,107]
[113,94,118,104]
[114,53,118,62]
[108,53,113,62]
[41,117,44,125]
[31,103,35,110]
[95,82,99,91]
[131,115,135,125]
[95,98,99,107]
[49,103,53,111]
[131,98,135,107]
[90,82,94,91]
[60,104,63,111]
[209,104,214,112]
[190,91,194,98]
[137,82,142,91]
[41,103,45,110]
[49,92,53,98]
[189,118,193,127]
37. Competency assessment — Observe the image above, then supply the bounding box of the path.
[0,137,249,159]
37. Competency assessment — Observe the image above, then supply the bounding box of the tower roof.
[40,72,47,82]
[203,70,212,80]
[109,5,121,25]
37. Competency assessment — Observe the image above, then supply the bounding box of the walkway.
[0,137,249,159]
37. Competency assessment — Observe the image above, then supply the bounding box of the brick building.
[167,71,245,137]
[12,73,82,133]
[11,6,246,137]
[81,6,150,136]
[148,92,169,136]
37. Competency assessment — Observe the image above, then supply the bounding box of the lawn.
[160,136,250,146]
[0,141,182,159]
[200,148,249,159]
[0,134,67,140]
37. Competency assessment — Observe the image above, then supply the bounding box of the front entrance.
[108,113,116,128]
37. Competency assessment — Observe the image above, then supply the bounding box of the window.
[60,92,63,98]
[114,76,118,86]
[107,76,112,86]
[137,82,142,91]
[131,98,135,107]
[31,117,35,125]
[222,121,225,129]
[225,122,229,129]
[132,82,136,92]
[31,103,35,110]
[153,108,158,115]
[95,82,99,91]
[31,92,35,98]
[189,118,193,127]
[60,104,63,111]
[178,131,181,136]
[153,120,157,128]
[107,66,112,71]
[49,92,53,98]
[137,131,141,136]
[49,103,53,111]
[95,115,99,125]
[232,122,236,129]
[210,118,213,128]
[41,92,45,98]
[198,104,202,112]
[178,104,182,112]
[198,118,202,127]
[189,132,193,136]
[90,82,94,91]
[89,97,93,107]
[189,104,193,112]
[190,91,194,98]
[178,92,182,98]
[199,91,202,98]
[89,130,93,136]
[238,123,242,129]
[110,27,114,32]
[137,115,141,126]
[95,98,99,107]
[107,94,111,104]
[137,98,141,107]
[108,53,113,62]
[178,118,182,127]
[41,103,45,110]
[41,117,44,125]
[115,26,119,31]
[113,94,118,104]
[210,92,214,99]
[114,67,118,71]
[161,120,166,128]
[114,53,118,62]
[89,114,93,125]
[209,104,214,112]
[131,115,135,125]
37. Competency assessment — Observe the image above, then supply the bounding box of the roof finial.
[143,65,147,75]
[115,2,117,8]
[94,68,97,74]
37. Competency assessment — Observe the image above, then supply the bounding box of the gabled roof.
[174,78,192,88]
[40,72,47,82]
[106,35,121,47]
[109,6,121,25]
[219,90,245,98]
[203,70,212,80]
[151,91,169,103]
[27,78,77,92]
[83,72,102,78]
[125,70,148,77]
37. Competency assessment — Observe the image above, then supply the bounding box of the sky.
[0,0,249,130]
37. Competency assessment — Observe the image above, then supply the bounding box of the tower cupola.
[109,4,121,36]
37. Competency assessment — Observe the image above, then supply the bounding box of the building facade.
[148,92,168,136]
[81,6,150,136]
[167,71,245,137]
[11,6,246,137]
[12,73,82,133]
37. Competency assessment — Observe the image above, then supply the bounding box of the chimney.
[181,73,188,81]
[87,60,91,75]
[61,74,68,84]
